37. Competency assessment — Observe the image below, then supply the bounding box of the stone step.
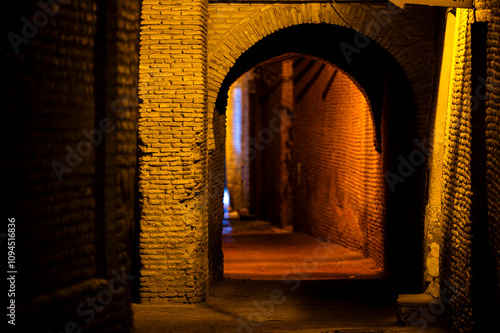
[397,294,446,329]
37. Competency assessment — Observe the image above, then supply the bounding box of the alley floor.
[133,219,451,332]
[222,219,385,280]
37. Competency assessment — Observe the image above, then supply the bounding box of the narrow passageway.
[223,219,385,280]
[224,54,389,286]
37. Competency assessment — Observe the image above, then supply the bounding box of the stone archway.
[138,1,445,303]
[211,22,421,293]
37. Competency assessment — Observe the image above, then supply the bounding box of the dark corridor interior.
[222,46,422,294]
[217,24,425,295]
[223,54,388,281]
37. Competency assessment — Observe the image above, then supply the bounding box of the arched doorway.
[137,2,443,303]
[223,53,386,280]
[210,24,422,293]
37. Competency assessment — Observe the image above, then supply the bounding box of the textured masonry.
[138,0,211,303]
[139,1,448,302]
[4,0,500,332]
[3,0,139,331]
[440,5,500,332]
[290,59,385,267]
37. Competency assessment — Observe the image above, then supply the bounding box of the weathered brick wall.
[253,60,294,227]
[258,63,283,226]
[291,59,385,266]
[484,5,500,322]
[208,105,225,284]
[106,0,140,316]
[440,4,500,331]
[138,0,211,303]
[479,0,500,324]
[3,0,139,331]
[440,10,474,331]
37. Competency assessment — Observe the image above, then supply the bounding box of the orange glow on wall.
[226,55,385,269]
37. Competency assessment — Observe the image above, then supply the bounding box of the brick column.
[280,59,294,228]
[138,0,209,303]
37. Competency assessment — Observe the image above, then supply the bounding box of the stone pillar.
[138,0,209,303]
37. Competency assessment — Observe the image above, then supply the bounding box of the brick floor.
[223,232,385,280]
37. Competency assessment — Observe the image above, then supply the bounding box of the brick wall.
[440,5,500,331]
[256,61,283,226]
[290,58,385,266]
[207,3,444,142]
[138,0,211,303]
[208,105,225,284]
[2,0,139,331]
[106,0,140,314]
[484,5,500,323]
[253,60,294,227]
